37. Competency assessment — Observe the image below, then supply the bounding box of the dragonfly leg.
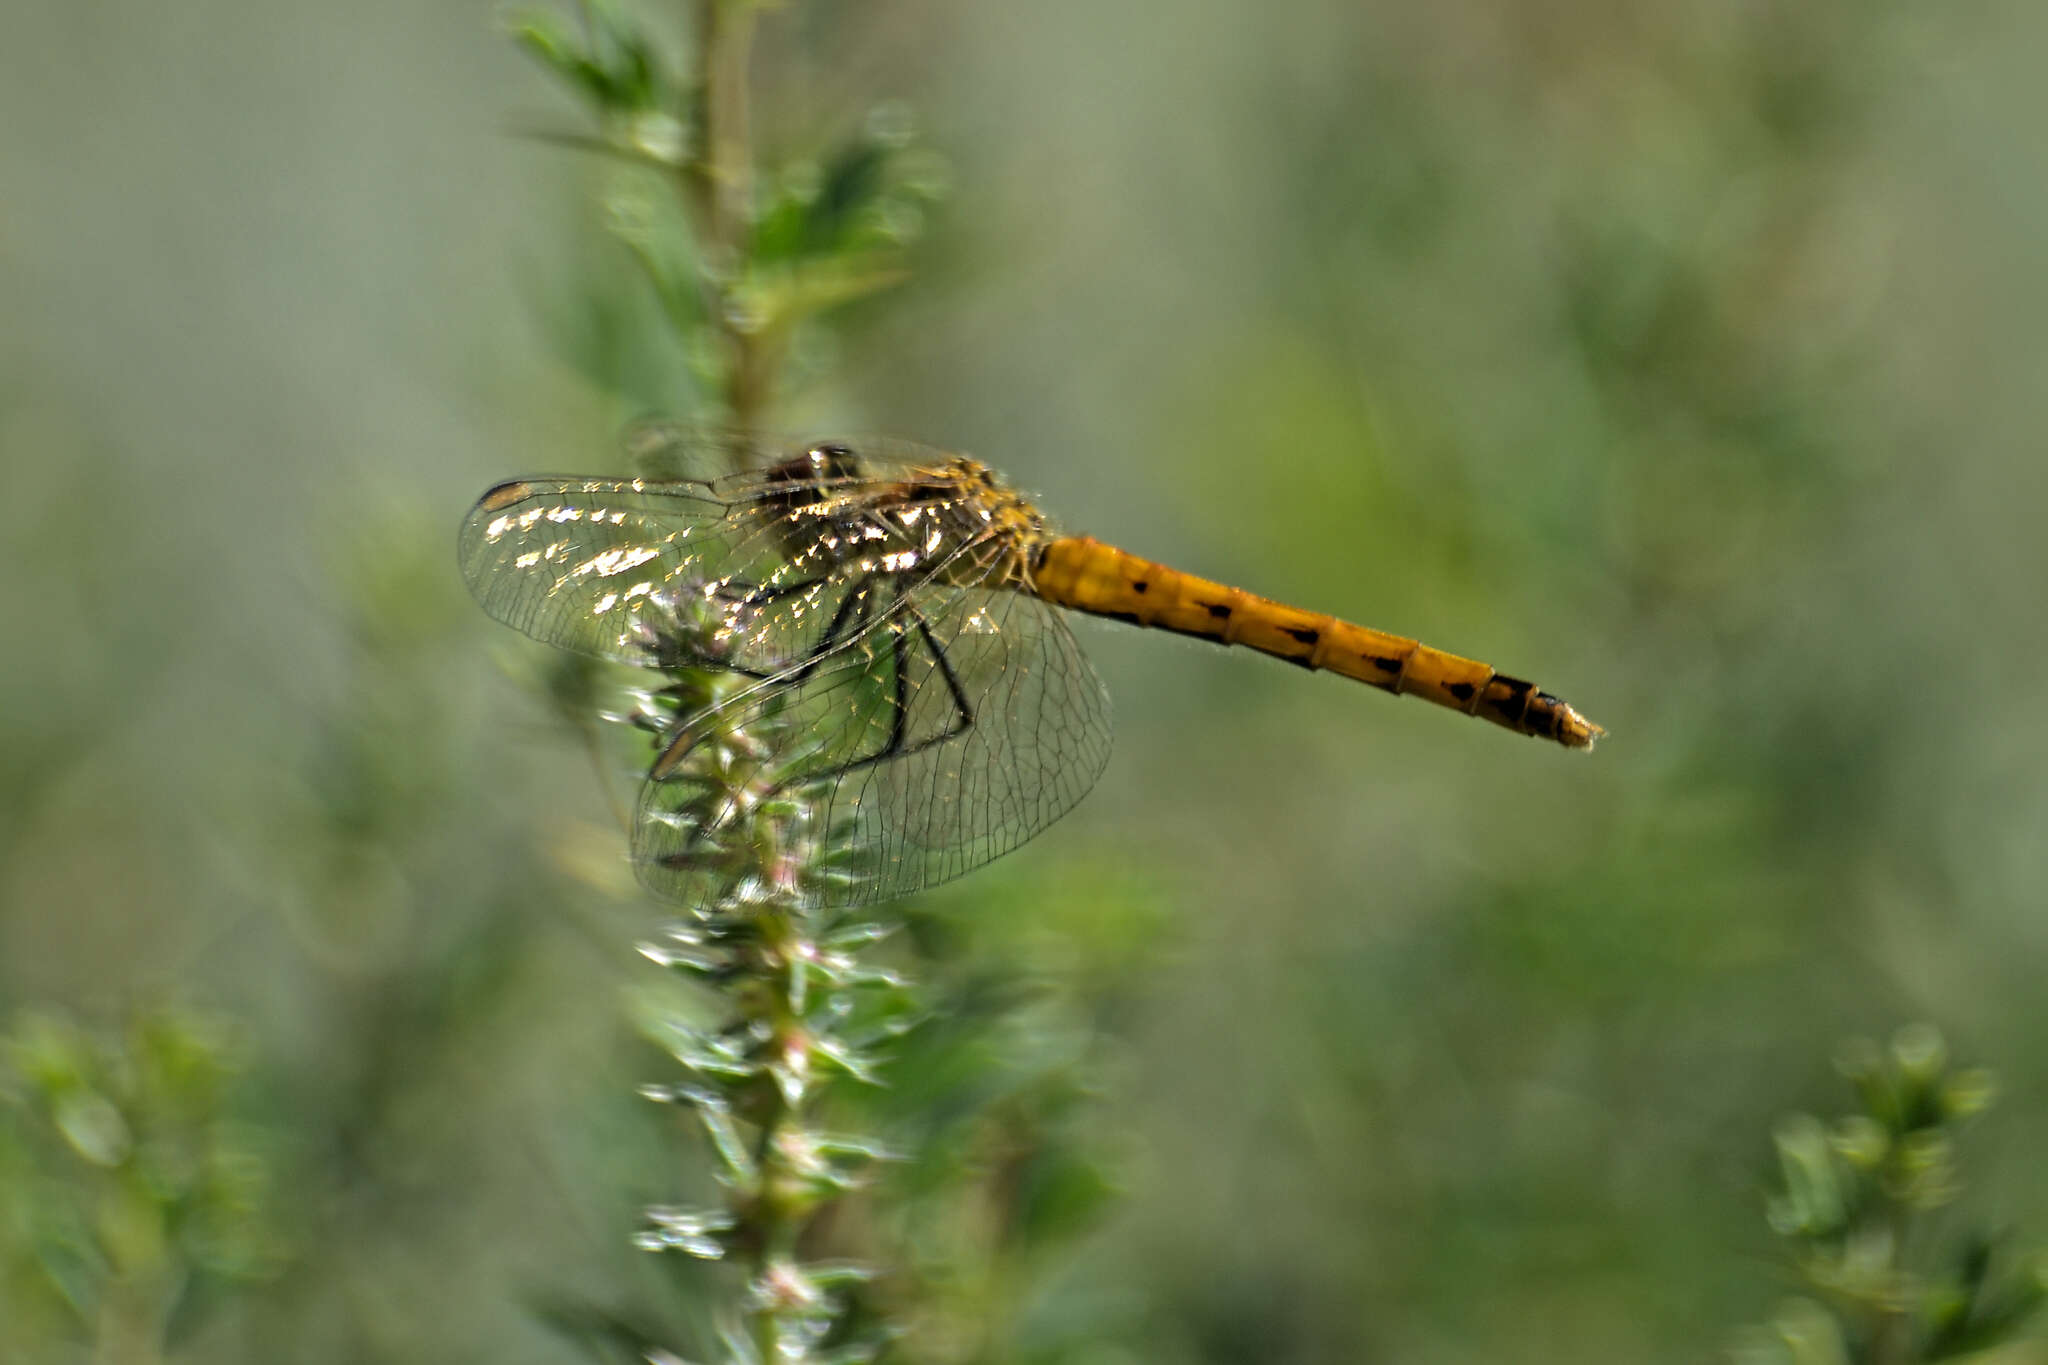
[789,583,877,683]
[814,607,976,785]
[638,587,797,682]
[656,613,920,864]
[722,575,832,607]
[677,577,875,682]
[669,576,843,680]
[908,610,976,748]
[648,577,884,793]
[654,590,972,867]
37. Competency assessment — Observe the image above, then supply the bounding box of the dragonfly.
[460,436,1601,909]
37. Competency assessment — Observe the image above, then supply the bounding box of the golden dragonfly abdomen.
[1030,535,1603,749]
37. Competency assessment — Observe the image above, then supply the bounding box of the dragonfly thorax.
[755,446,1051,588]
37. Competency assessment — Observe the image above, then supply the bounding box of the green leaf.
[507,1,671,118]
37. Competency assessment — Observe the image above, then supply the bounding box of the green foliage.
[510,0,943,431]
[844,866,1165,1364]
[0,1008,287,1361]
[511,2,672,130]
[1735,1026,2046,1364]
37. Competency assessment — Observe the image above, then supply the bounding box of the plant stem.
[688,0,769,436]
[749,886,810,1359]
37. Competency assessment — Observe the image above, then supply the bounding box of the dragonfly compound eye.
[759,444,863,506]
[802,443,861,481]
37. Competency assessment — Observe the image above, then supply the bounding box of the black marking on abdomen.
[1481,675,1535,727]
[1282,626,1321,646]
[1367,655,1404,674]
[1204,601,1233,619]
[1133,580,1149,594]
[1447,681,1475,703]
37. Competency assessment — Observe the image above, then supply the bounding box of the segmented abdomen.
[1029,536,1602,749]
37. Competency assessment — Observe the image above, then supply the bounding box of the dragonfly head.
[790,442,862,483]
[754,443,866,516]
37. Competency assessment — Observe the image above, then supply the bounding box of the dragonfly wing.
[858,583,1113,882]
[460,477,723,665]
[459,473,932,676]
[632,572,1112,910]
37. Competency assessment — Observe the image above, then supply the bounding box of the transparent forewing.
[460,477,728,665]
[634,563,1113,909]
[458,455,978,677]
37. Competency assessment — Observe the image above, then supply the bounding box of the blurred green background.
[6,1,2048,1361]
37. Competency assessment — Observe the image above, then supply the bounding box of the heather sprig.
[1734,1024,2046,1365]
[615,586,914,1364]
[505,5,950,1358]
[509,0,941,435]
